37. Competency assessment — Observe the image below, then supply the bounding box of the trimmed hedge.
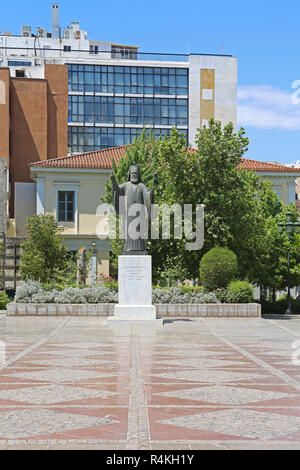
[200,247,238,291]
[261,299,300,315]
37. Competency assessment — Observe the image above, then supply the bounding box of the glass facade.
[68,64,188,95]
[67,64,189,152]
[69,96,188,126]
[69,126,188,153]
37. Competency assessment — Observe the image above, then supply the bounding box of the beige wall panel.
[200,69,215,124]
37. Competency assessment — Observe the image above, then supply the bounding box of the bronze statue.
[111,162,156,255]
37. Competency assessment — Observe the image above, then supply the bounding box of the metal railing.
[0,46,232,63]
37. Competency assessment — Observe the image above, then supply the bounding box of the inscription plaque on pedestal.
[109,255,162,323]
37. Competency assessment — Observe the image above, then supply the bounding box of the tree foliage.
[20,215,70,284]
[104,121,300,288]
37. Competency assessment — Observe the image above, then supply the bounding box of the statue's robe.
[112,181,153,254]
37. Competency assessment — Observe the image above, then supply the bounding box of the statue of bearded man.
[111,162,156,255]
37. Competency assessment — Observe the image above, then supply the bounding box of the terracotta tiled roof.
[30,145,128,169]
[238,158,300,173]
[30,146,300,173]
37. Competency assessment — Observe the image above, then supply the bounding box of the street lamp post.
[278,211,300,315]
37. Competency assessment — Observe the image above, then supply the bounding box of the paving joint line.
[267,318,300,339]
[0,317,71,370]
[126,326,151,450]
[199,318,300,392]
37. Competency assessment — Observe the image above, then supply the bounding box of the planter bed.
[7,303,261,317]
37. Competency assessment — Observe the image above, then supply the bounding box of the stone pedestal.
[109,255,162,325]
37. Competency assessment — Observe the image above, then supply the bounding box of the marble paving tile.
[158,409,300,439]
[154,385,293,405]
[0,408,120,439]
[0,384,119,404]
[152,369,267,384]
[8,368,123,383]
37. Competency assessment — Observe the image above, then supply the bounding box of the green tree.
[20,215,69,284]
[103,129,189,283]
[104,120,298,288]
[200,247,238,291]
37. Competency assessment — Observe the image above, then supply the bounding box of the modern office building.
[0,4,237,155]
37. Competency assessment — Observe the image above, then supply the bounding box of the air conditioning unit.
[22,26,32,37]
[37,28,47,38]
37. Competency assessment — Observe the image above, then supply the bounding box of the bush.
[82,286,118,304]
[15,280,41,303]
[53,287,87,304]
[20,215,69,284]
[200,247,238,291]
[0,291,11,310]
[152,287,190,304]
[152,287,218,304]
[104,281,118,292]
[214,288,228,303]
[226,280,254,303]
[178,285,204,295]
[261,299,300,315]
[191,291,219,304]
[15,281,118,304]
[15,282,223,305]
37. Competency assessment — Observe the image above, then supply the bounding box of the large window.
[8,60,31,66]
[68,126,188,153]
[58,191,75,222]
[68,64,188,95]
[69,96,188,126]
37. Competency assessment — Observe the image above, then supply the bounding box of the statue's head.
[127,162,141,184]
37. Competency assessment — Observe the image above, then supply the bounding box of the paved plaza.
[0,314,300,450]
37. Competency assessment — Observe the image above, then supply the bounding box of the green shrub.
[277,293,294,302]
[0,291,11,310]
[20,215,70,284]
[152,287,218,304]
[200,247,238,291]
[214,287,228,303]
[15,281,118,304]
[104,281,118,292]
[226,280,254,303]
[261,299,300,315]
[178,285,204,295]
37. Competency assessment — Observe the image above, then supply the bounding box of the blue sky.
[2,0,300,163]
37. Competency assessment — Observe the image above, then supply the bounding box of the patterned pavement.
[0,315,300,449]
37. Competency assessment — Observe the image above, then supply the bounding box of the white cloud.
[238,85,300,130]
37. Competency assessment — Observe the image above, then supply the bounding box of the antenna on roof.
[219,45,224,54]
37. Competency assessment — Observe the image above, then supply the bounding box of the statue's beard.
[131,178,139,184]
